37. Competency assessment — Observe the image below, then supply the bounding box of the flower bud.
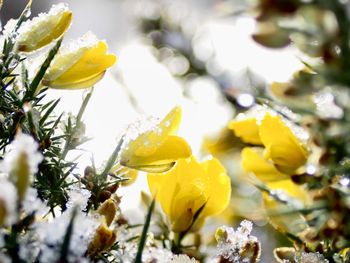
[87,222,116,255]
[97,198,117,226]
[42,33,116,89]
[16,3,72,52]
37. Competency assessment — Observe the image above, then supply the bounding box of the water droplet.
[23,103,31,113]
[340,177,350,187]
[306,164,317,175]
[237,93,254,108]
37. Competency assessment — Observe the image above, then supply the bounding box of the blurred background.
[2,0,304,261]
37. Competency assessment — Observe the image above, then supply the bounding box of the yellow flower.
[16,3,72,52]
[120,106,192,173]
[230,110,308,176]
[87,221,116,256]
[88,198,118,255]
[42,33,116,89]
[147,156,231,232]
[97,198,117,226]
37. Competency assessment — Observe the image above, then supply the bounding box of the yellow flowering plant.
[229,108,311,236]
[2,0,350,262]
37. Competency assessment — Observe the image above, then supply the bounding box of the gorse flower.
[0,133,43,200]
[148,156,231,232]
[42,33,116,89]
[88,198,118,255]
[120,106,192,173]
[15,3,72,52]
[229,108,308,178]
[230,108,310,235]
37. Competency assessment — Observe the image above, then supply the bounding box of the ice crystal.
[237,93,255,108]
[114,242,195,263]
[0,133,43,175]
[216,220,260,263]
[119,115,160,156]
[35,208,99,262]
[170,254,197,263]
[296,252,329,263]
[22,187,48,216]
[0,253,11,263]
[17,3,70,39]
[314,91,343,119]
[0,178,17,225]
[2,19,17,40]
[66,184,91,211]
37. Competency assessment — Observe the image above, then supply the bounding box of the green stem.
[60,88,93,161]
[134,198,155,263]
[99,136,125,181]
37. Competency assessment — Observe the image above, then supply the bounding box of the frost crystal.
[297,252,329,263]
[0,178,17,225]
[66,184,91,211]
[0,133,43,175]
[314,91,343,119]
[119,115,160,156]
[170,254,197,263]
[17,3,69,39]
[35,208,99,262]
[216,220,261,263]
[22,187,48,216]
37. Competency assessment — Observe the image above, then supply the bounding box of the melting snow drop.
[339,177,350,187]
[306,164,317,175]
[237,93,254,108]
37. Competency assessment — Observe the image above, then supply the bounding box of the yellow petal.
[148,157,204,218]
[259,114,308,174]
[10,152,30,201]
[148,157,231,232]
[88,222,116,255]
[52,42,116,84]
[201,158,231,216]
[170,183,207,232]
[120,107,191,171]
[148,157,208,232]
[135,106,182,157]
[45,71,105,90]
[241,147,289,182]
[228,118,262,145]
[44,36,116,89]
[122,135,191,170]
[16,4,72,52]
[119,168,139,186]
[98,199,117,226]
[267,180,310,203]
[120,107,185,170]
